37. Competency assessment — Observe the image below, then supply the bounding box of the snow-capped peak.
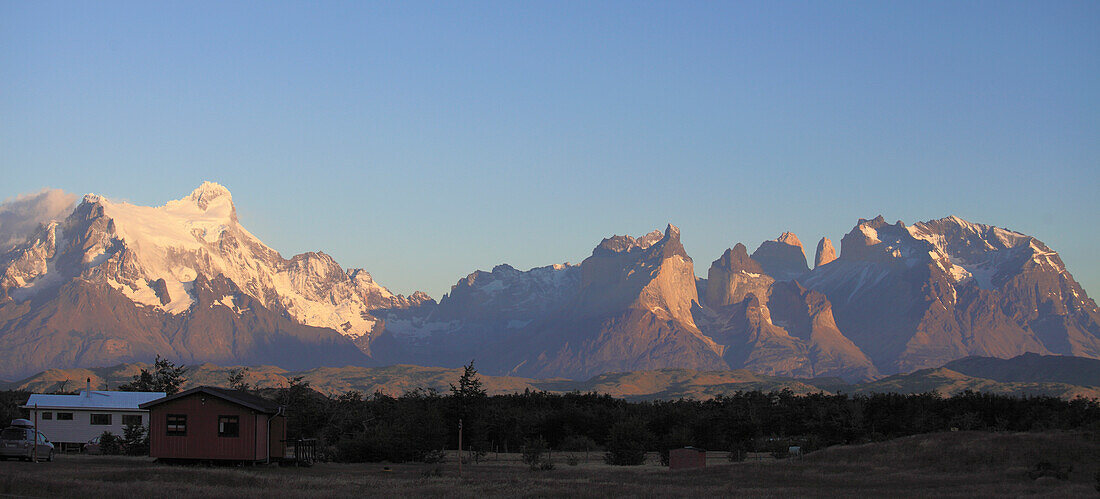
[1,183,424,342]
[186,181,233,210]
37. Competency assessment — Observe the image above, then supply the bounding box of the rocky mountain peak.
[655,223,689,261]
[592,224,688,261]
[713,243,764,274]
[492,263,520,274]
[815,237,837,268]
[838,216,931,265]
[750,232,809,280]
[636,230,664,249]
[857,215,888,227]
[187,181,233,210]
[594,235,640,255]
[776,231,802,248]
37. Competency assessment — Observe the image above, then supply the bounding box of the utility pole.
[457,419,463,476]
[33,403,38,463]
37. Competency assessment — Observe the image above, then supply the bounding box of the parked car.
[0,419,54,461]
[83,435,102,455]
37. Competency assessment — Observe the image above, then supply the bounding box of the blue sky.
[2,1,1098,298]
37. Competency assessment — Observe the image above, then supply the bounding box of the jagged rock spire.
[815,237,837,268]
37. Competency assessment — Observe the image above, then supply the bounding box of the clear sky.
[1,1,1098,299]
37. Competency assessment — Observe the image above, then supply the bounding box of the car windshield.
[1,428,27,441]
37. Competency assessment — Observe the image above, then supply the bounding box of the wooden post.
[457,419,463,477]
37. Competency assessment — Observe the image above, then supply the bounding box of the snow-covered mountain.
[1,182,1096,383]
[0,182,428,378]
[2,182,428,338]
[802,215,1100,373]
[369,216,1099,381]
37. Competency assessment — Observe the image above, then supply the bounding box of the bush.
[122,424,149,456]
[558,434,598,452]
[98,431,122,455]
[566,455,579,466]
[335,422,441,463]
[604,419,651,466]
[522,437,552,471]
[422,449,446,464]
[1028,461,1072,481]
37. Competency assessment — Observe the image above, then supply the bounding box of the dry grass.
[1,431,1098,498]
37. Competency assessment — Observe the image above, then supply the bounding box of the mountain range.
[1,182,1098,383]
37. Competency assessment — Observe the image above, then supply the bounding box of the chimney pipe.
[86,377,91,394]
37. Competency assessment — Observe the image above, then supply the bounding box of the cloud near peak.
[0,188,78,251]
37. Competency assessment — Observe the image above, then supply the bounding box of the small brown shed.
[139,386,286,463]
[669,446,706,470]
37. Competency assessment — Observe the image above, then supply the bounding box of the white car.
[0,419,54,462]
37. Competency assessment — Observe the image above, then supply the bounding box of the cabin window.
[57,412,73,421]
[218,415,239,438]
[42,412,53,420]
[90,414,112,425]
[122,415,142,426]
[167,414,187,436]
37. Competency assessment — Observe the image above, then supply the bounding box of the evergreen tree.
[227,367,251,391]
[118,356,188,394]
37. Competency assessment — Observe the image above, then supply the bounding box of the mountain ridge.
[6,354,1098,401]
[1,182,1097,382]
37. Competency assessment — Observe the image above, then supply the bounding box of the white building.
[21,389,166,450]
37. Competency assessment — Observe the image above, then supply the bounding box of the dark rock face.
[751,232,810,281]
[150,278,171,305]
[703,244,771,309]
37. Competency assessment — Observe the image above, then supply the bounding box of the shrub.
[566,455,579,466]
[1027,461,1072,481]
[335,424,426,463]
[522,437,552,471]
[558,434,598,452]
[98,431,122,455]
[604,419,651,466]
[122,424,149,456]
[422,449,446,464]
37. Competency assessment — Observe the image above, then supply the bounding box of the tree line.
[261,362,1100,464]
[4,359,1099,465]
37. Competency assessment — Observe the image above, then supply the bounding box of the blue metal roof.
[22,391,166,410]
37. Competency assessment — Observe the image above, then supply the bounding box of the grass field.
[1,431,1097,497]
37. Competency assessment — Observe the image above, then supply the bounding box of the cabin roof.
[139,386,281,414]
[22,391,166,410]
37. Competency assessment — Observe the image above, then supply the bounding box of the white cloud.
[0,189,78,251]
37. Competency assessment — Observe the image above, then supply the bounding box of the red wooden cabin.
[139,386,286,463]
